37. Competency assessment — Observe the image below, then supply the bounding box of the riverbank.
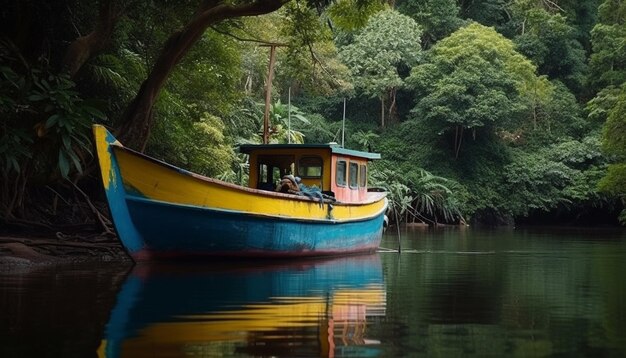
[0,234,130,269]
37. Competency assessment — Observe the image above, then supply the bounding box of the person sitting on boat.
[276,175,301,194]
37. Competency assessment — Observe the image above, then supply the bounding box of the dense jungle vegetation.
[0,0,625,232]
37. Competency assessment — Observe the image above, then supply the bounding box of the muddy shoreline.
[0,234,131,269]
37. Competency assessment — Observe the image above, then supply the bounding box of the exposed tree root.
[68,180,115,235]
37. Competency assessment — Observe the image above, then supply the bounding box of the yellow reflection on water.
[102,284,385,358]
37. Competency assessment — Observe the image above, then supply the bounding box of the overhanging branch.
[209,25,288,46]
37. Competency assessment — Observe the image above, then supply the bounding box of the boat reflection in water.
[98,254,386,358]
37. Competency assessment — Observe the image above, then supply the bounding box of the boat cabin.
[239,144,381,203]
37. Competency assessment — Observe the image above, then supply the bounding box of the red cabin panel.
[331,155,368,203]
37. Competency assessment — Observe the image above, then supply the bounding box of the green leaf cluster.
[503,137,608,216]
[409,23,537,157]
[327,0,385,32]
[598,84,626,200]
[398,0,464,47]
[0,63,104,180]
[340,9,423,99]
[511,7,587,92]
[370,164,468,225]
[589,0,626,91]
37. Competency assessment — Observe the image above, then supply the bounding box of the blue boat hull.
[126,195,385,259]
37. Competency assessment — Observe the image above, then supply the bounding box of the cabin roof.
[239,143,381,160]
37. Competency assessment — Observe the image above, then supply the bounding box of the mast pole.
[342,98,346,147]
[288,86,291,144]
[263,44,278,144]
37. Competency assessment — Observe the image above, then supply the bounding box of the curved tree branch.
[210,25,288,45]
[62,0,124,78]
[118,0,290,151]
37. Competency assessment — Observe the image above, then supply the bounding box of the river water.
[1,227,625,357]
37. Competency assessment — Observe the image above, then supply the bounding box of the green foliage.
[601,86,626,159]
[588,0,626,92]
[370,165,467,224]
[1,0,622,227]
[598,84,626,205]
[518,80,588,146]
[148,112,235,178]
[340,9,422,125]
[586,85,622,123]
[188,113,236,176]
[0,45,108,219]
[598,164,626,195]
[235,100,312,144]
[0,129,32,177]
[299,112,339,144]
[341,10,421,98]
[340,9,422,99]
[0,68,33,176]
[503,136,607,216]
[459,0,510,28]
[378,178,413,223]
[0,64,104,180]
[511,6,587,93]
[278,3,352,95]
[556,0,601,52]
[406,168,467,223]
[265,100,310,144]
[327,0,385,31]
[397,0,464,47]
[587,2,626,223]
[595,82,626,226]
[87,49,147,108]
[143,29,243,179]
[217,152,250,186]
[224,97,264,141]
[541,81,588,138]
[409,22,538,158]
[29,73,105,178]
[351,130,379,151]
[171,30,243,120]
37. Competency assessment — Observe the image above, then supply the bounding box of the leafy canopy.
[511,3,587,93]
[409,22,539,134]
[327,0,386,32]
[599,84,626,198]
[340,9,423,100]
[397,0,464,47]
[589,0,626,91]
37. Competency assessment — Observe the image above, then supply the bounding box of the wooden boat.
[93,125,387,260]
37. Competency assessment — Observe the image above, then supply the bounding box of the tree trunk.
[454,126,464,160]
[380,96,385,128]
[62,0,121,78]
[117,0,288,151]
[387,87,397,123]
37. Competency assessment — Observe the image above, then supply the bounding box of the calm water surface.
[1,228,625,357]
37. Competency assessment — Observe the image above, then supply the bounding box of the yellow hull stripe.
[113,146,387,222]
[93,125,121,190]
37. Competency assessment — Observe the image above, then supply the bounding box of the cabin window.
[359,164,367,188]
[273,167,282,182]
[257,155,294,191]
[298,156,323,178]
[260,164,269,183]
[349,162,359,189]
[336,160,347,187]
